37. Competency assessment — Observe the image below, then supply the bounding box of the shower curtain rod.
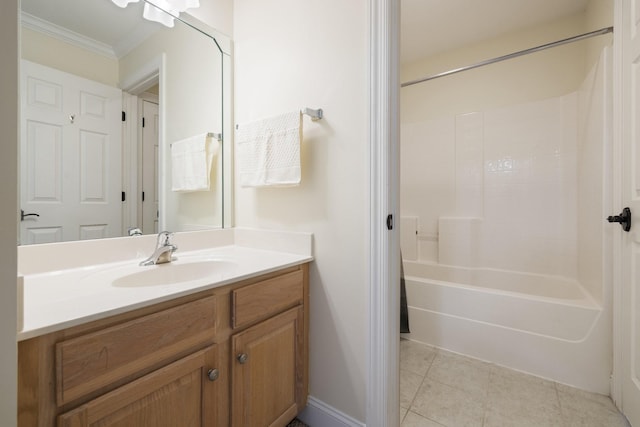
[401,26,614,88]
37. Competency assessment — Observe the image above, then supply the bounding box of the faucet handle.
[156,231,174,247]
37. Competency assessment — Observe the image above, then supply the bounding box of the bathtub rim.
[402,260,601,310]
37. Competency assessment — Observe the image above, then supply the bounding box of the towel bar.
[235,108,324,130]
[207,132,222,141]
[301,108,323,121]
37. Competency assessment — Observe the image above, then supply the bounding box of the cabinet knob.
[237,353,248,364]
[207,368,219,381]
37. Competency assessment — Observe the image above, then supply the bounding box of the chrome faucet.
[128,227,143,236]
[140,231,178,266]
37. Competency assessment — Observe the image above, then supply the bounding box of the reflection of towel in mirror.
[236,111,301,187]
[171,133,218,192]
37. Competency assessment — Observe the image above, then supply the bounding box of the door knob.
[607,207,631,232]
[237,353,248,364]
[20,209,40,221]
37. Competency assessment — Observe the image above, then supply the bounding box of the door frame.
[367,1,400,426]
[120,54,166,234]
[138,95,159,234]
[375,0,626,423]
[611,0,624,408]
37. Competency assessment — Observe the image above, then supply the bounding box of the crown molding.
[21,12,117,59]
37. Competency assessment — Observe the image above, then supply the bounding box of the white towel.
[171,133,218,192]
[236,111,301,187]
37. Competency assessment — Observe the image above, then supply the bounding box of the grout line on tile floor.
[403,346,439,426]
[553,381,564,421]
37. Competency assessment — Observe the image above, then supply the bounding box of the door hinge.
[121,191,126,202]
[386,214,393,230]
[122,111,126,122]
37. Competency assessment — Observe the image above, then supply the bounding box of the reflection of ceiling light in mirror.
[110,0,199,28]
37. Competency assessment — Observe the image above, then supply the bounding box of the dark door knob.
[20,209,40,222]
[607,207,631,232]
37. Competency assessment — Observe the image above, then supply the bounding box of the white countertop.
[18,228,313,341]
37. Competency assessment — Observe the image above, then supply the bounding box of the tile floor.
[400,339,631,427]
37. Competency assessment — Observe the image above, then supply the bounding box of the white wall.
[233,0,369,422]
[0,0,18,425]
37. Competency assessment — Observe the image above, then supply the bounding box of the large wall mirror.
[19,0,232,245]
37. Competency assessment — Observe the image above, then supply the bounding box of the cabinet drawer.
[231,270,303,329]
[56,296,216,405]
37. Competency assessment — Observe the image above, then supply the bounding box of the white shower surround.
[400,47,612,393]
[401,92,579,279]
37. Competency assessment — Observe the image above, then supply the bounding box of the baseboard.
[297,396,366,427]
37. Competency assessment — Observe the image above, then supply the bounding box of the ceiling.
[21,0,162,57]
[24,0,591,64]
[401,0,591,64]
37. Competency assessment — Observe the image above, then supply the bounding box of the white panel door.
[621,0,640,424]
[20,60,122,244]
[141,100,159,234]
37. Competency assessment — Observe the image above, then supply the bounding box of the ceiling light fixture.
[110,0,200,28]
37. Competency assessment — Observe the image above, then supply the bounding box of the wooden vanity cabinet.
[57,345,219,427]
[231,307,304,427]
[229,269,307,427]
[18,263,309,427]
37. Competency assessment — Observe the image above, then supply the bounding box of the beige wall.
[189,0,233,37]
[21,27,119,87]
[586,0,614,68]
[0,0,18,425]
[401,1,613,124]
[233,0,369,422]
[401,14,589,122]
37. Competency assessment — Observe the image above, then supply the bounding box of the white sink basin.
[111,260,239,287]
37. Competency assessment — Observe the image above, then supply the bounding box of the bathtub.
[403,260,611,393]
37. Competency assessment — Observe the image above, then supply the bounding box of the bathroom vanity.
[17,229,312,427]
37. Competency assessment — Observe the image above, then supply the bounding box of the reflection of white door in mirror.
[141,99,159,234]
[20,60,122,245]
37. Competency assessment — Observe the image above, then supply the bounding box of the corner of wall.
[298,397,366,427]
[585,0,614,72]
[0,0,19,425]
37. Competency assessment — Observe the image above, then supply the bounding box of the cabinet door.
[231,307,304,427]
[58,345,220,427]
